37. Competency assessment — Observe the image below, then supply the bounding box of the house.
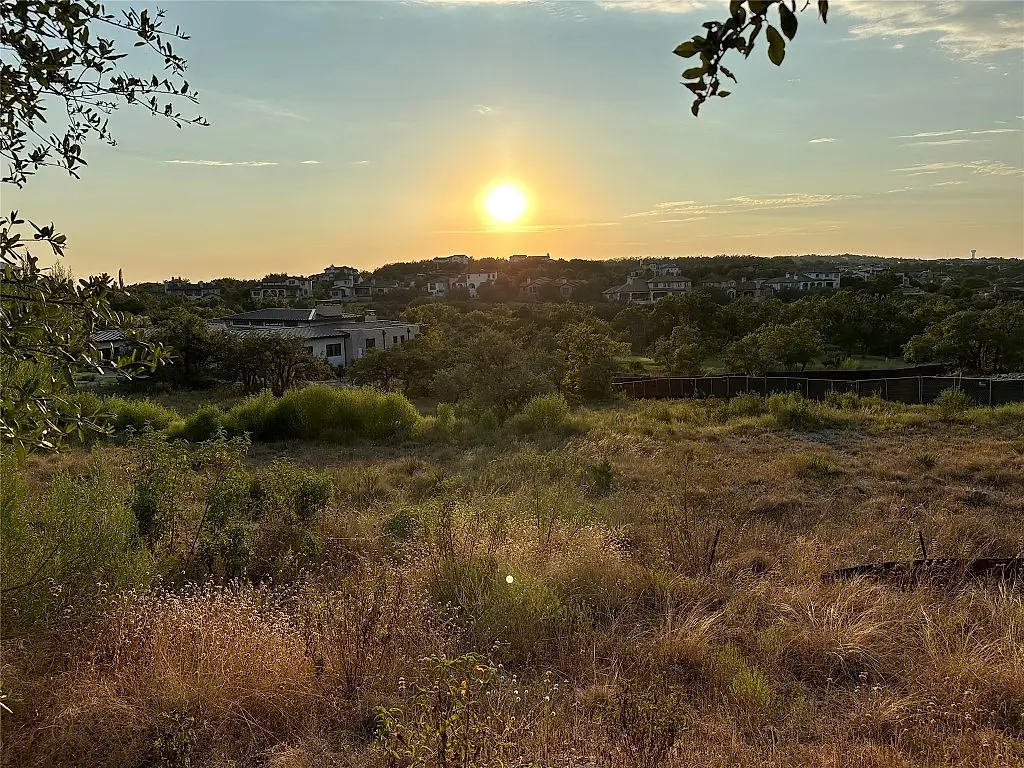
[509,253,551,264]
[314,265,360,285]
[425,275,454,297]
[352,279,399,300]
[464,272,497,298]
[701,275,738,290]
[519,277,583,300]
[432,254,470,266]
[210,307,420,366]
[763,273,840,294]
[726,281,773,301]
[651,263,684,277]
[164,280,221,300]
[602,275,692,304]
[90,329,135,363]
[250,277,314,303]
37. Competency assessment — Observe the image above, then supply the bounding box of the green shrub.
[102,396,180,432]
[223,390,279,439]
[934,387,973,420]
[181,405,226,442]
[2,450,154,629]
[224,386,420,444]
[725,392,765,418]
[766,392,840,430]
[514,393,575,435]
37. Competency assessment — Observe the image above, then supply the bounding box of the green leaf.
[673,41,700,58]
[682,66,705,79]
[779,3,798,40]
[818,0,829,23]
[719,91,731,98]
[749,1,771,14]
[766,25,786,66]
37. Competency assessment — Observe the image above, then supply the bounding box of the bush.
[514,393,575,435]
[221,386,421,444]
[2,450,154,629]
[181,405,226,442]
[765,393,840,430]
[934,387,973,420]
[102,396,180,433]
[725,392,765,418]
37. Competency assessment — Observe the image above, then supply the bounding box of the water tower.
[971,249,977,260]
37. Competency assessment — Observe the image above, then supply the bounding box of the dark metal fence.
[613,375,1024,406]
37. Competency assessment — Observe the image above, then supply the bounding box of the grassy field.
[2,394,1023,767]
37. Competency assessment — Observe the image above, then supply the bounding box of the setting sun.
[483,181,528,224]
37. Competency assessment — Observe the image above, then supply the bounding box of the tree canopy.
[676,0,829,115]
[1,1,205,450]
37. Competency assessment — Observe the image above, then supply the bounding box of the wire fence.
[613,375,1024,406]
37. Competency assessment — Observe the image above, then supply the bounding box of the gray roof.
[91,329,128,343]
[217,308,315,323]
[215,325,351,340]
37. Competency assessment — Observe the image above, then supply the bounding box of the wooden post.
[918,377,923,405]
[918,530,928,561]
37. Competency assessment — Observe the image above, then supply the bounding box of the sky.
[7,0,1024,281]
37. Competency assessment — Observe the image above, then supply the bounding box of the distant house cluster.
[602,266,842,305]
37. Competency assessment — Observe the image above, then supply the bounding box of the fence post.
[918,377,923,405]
[989,378,993,407]
[884,379,889,402]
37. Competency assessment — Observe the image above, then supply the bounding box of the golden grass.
[4,400,1024,766]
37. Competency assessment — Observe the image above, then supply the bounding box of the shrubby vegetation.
[4,392,1024,766]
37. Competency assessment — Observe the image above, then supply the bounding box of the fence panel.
[613,374,1024,406]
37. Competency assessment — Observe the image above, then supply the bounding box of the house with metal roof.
[210,308,419,366]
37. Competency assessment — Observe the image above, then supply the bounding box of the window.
[365,337,376,349]
[393,336,399,344]
[326,343,342,357]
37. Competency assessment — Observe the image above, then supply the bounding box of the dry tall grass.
[3,399,1023,766]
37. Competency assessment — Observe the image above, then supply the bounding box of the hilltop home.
[209,306,420,366]
[763,272,840,293]
[602,274,692,304]
[509,253,551,264]
[250,277,314,303]
[314,265,360,285]
[464,272,497,298]
[432,254,470,266]
[520,277,583,300]
[164,280,221,300]
[425,276,454,297]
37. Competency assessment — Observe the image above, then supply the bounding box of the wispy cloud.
[933,180,967,186]
[233,96,308,122]
[840,1,1024,57]
[896,130,965,139]
[892,43,905,50]
[971,128,1019,135]
[901,138,975,146]
[809,137,835,144]
[892,160,1024,177]
[352,160,371,165]
[625,193,859,220]
[300,160,320,165]
[474,104,495,115]
[165,160,279,167]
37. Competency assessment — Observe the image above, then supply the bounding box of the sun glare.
[483,182,528,224]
